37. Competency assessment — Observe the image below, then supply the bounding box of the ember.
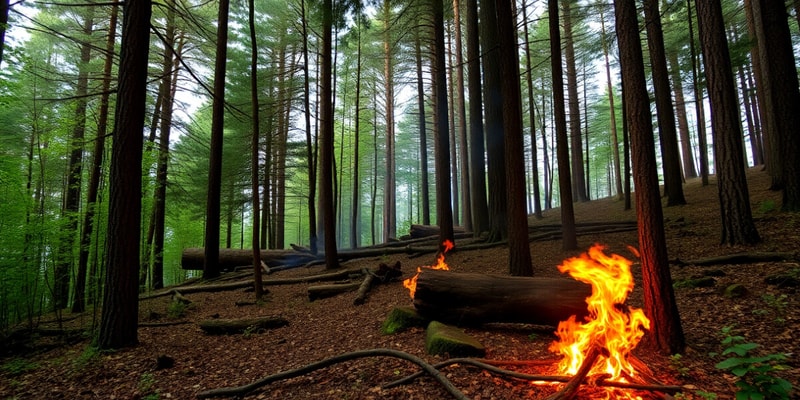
[403,239,454,299]
[549,244,650,398]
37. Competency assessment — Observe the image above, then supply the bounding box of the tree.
[496,0,532,277]
[203,0,231,279]
[642,0,685,206]
[97,0,151,350]
[432,0,454,250]
[414,30,431,226]
[597,3,623,199]
[466,0,488,235]
[686,0,709,185]
[548,0,577,251]
[615,0,684,355]
[320,0,339,269]
[562,0,588,203]
[1,0,8,66]
[521,1,542,218]
[73,3,118,313]
[382,0,396,242]
[480,0,507,243]
[453,0,471,232]
[695,0,760,245]
[248,0,264,299]
[754,0,800,211]
[300,0,318,254]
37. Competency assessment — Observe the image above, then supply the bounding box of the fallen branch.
[544,345,601,400]
[672,252,798,267]
[195,348,470,400]
[353,271,375,305]
[139,320,190,327]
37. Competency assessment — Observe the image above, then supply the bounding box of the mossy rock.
[425,321,485,357]
[722,284,748,299]
[382,306,428,334]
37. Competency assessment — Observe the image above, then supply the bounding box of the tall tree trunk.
[74,4,117,313]
[432,0,454,250]
[382,0,396,242]
[548,0,578,251]
[541,83,552,209]
[695,0,760,245]
[615,0,685,355]
[453,0,471,231]
[203,0,230,279]
[480,0,508,243]
[371,89,378,245]
[247,0,263,299]
[496,0,533,276]
[737,64,759,166]
[300,0,318,254]
[320,0,339,269]
[562,0,588,203]
[465,0,488,235]
[522,2,542,219]
[350,15,363,249]
[414,32,431,226]
[599,4,624,199]
[756,0,800,210]
[98,0,150,350]
[643,0,686,206]
[667,50,698,179]
[687,0,709,185]
[743,61,764,166]
[446,21,459,227]
[151,3,179,290]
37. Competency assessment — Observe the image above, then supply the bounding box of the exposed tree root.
[194,348,470,399]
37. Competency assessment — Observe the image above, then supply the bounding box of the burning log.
[412,269,591,327]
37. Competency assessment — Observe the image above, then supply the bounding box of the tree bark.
[413,269,590,327]
[667,49,698,179]
[382,0,396,242]
[599,6,624,199]
[414,32,431,226]
[696,0,761,245]
[453,0,471,232]
[300,0,317,254]
[247,0,264,299]
[320,0,339,268]
[643,0,686,206]
[687,0,709,185]
[521,4,542,218]
[98,0,151,350]
[562,0,588,203]
[548,0,578,251]
[198,316,288,335]
[615,0,684,355]
[433,0,454,250]
[466,0,489,235]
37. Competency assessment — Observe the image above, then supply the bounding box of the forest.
[0,0,799,398]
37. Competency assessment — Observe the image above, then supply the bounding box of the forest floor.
[2,167,799,400]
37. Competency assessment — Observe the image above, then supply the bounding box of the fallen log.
[198,316,289,335]
[307,282,362,301]
[181,248,316,270]
[412,269,591,327]
[407,224,469,239]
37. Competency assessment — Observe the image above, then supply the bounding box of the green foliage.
[674,391,717,400]
[669,353,690,377]
[167,300,189,319]
[752,294,788,325]
[72,345,101,370]
[714,327,793,400]
[138,372,159,399]
[1,358,39,376]
[757,200,777,214]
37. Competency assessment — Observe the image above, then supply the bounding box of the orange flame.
[549,244,650,389]
[403,240,454,299]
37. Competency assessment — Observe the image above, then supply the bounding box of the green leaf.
[722,343,759,356]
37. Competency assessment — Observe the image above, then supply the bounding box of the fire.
[549,244,650,388]
[403,240,454,299]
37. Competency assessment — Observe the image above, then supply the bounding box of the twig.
[544,345,602,400]
[194,348,470,400]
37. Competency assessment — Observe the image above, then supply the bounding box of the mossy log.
[413,269,591,327]
[198,316,289,335]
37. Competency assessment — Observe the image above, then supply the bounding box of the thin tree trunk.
[643,0,686,206]
[383,0,396,242]
[446,21,459,227]
[562,0,587,203]
[453,0,471,231]
[320,0,339,268]
[599,5,623,199]
[350,14,363,249]
[248,0,263,299]
[465,0,488,234]
[667,50,698,179]
[687,0,709,186]
[432,0,454,250]
[548,0,578,250]
[414,32,431,226]
[300,0,318,254]
[522,2,542,219]
[203,0,230,279]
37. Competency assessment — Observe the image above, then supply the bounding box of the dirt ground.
[1,167,798,399]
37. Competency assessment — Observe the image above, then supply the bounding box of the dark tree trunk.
[300,0,317,255]
[351,14,363,249]
[415,32,431,226]
[248,0,264,299]
[496,0,533,277]
[453,0,471,232]
[98,0,151,350]
[320,0,339,269]
[757,0,800,211]
[696,0,761,245]
[548,0,578,251]
[74,4,117,313]
[562,0,588,203]
[643,0,686,206]
[466,0,489,235]
[615,0,685,355]
[432,0,454,250]
[667,50,698,179]
[447,24,459,227]
[203,0,230,279]
[383,1,396,242]
[480,0,508,243]
[687,0,709,185]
